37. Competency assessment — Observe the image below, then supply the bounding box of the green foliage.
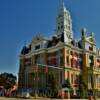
[49,72,60,98]
[31,72,35,77]
[0,72,17,89]
[62,79,72,90]
[79,74,87,98]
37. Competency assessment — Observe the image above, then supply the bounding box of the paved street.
[0,97,27,100]
[0,97,43,100]
[0,97,41,100]
[0,97,89,100]
[0,97,68,100]
[1,97,100,100]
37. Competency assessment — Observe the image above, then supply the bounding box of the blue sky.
[0,0,100,76]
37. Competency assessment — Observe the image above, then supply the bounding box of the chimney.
[81,28,86,41]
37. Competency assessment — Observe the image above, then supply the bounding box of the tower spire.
[62,0,64,7]
[60,0,67,13]
[55,0,73,42]
[61,0,65,9]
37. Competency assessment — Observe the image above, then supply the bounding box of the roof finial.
[61,0,65,8]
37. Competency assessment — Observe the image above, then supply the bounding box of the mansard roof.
[47,33,64,48]
[21,45,31,55]
[70,39,83,49]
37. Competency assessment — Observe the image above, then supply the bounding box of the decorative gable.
[86,36,96,45]
[89,37,96,43]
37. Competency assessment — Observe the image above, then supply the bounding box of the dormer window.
[35,45,40,50]
[89,46,93,51]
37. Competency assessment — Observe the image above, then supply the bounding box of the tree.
[49,72,60,98]
[79,74,87,98]
[62,79,72,89]
[0,72,17,89]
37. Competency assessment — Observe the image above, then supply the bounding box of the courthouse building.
[18,1,100,96]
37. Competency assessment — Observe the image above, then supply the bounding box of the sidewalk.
[0,97,88,100]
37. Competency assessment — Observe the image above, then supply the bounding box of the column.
[96,74,99,89]
[73,72,75,87]
[93,56,96,67]
[98,75,100,89]
[86,53,89,66]
[69,50,71,67]
[63,48,66,67]
[88,74,91,89]
[63,48,67,83]
[69,71,71,85]
[94,74,96,89]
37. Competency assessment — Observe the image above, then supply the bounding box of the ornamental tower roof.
[55,0,73,43]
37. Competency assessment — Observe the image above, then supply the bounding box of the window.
[89,46,93,51]
[70,51,72,55]
[35,45,40,50]
[89,55,94,66]
[66,56,69,65]
[75,75,79,85]
[61,25,63,29]
[68,20,70,25]
[71,74,73,84]
[60,56,63,66]
[58,26,60,30]
[48,57,57,66]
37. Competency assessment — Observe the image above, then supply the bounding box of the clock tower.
[55,0,73,42]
